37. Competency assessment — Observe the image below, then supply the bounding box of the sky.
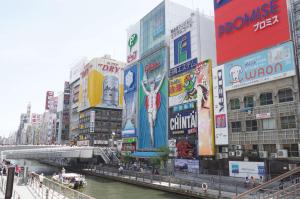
[0,0,214,137]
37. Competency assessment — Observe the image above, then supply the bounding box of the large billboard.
[127,22,140,64]
[213,65,228,145]
[224,41,296,91]
[229,161,265,178]
[214,0,291,64]
[169,15,199,77]
[78,57,125,111]
[138,48,168,149]
[175,159,199,173]
[169,71,197,107]
[195,60,215,156]
[122,65,138,138]
[169,102,198,159]
[140,2,165,56]
[45,91,54,110]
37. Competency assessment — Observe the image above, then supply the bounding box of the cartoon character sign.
[229,65,242,85]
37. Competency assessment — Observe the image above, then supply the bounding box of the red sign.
[214,0,290,64]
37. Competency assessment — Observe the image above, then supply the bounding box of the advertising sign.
[169,102,198,159]
[138,48,168,149]
[45,91,54,110]
[122,65,137,138]
[90,110,95,133]
[169,71,197,107]
[127,22,140,64]
[213,65,228,145]
[175,159,199,173]
[224,41,296,91]
[256,113,271,119]
[170,15,200,77]
[195,60,215,156]
[70,58,86,83]
[78,57,125,111]
[214,0,291,64]
[140,2,165,55]
[229,161,265,178]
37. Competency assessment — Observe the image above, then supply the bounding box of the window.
[281,116,296,129]
[244,96,254,108]
[230,98,240,110]
[278,88,293,103]
[246,120,258,131]
[260,92,273,105]
[262,119,276,130]
[231,121,241,132]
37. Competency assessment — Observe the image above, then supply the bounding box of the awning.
[131,151,162,158]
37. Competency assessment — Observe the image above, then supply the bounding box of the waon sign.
[214,0,291,64]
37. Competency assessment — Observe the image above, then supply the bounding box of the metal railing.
[29,173,95,199]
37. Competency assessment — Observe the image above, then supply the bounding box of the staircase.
[93,147,120,165]
[234,166,300,199]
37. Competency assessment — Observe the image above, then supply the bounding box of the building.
[77,55,125,146]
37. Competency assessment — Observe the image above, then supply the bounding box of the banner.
[213,65,228,145]
[229,161,265,178]
[169,71,197,107]
[122,65,138,138]
[195,60,215,156]
[127,22,140,64]
[138,48,168,149]
[175,159,199,173]
[224,41,296,91]
[45,91,54,110]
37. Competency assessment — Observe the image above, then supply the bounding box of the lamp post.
[111,131,116,149]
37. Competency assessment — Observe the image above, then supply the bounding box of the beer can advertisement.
[122,65,138,138]
[78,58,124,111]
[212,65,228,145]
[195,59,215,156]
[169,71,197,107]
[169,102,198,158]
[224,41,296,91]
[138,48,168,149]
[214,0,291,64]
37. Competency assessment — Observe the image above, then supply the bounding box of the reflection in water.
[10,159,188,199]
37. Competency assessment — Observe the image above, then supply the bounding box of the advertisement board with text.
[127,22,140,64]
[214,0,291,64]
[175,159,199,173]
[229,161,265,178]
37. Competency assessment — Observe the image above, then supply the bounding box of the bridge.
[0,145,119,164]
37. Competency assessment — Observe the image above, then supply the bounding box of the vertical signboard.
[45,91,54,110]
[195,60,215,156]
[169,102,198,159]
[90,110,95,133]
[214,0,291,64]
[139,48,167,149]
[122,65,138,138]
[213,65,228,145]
[140,2,165,55]
[127,22,140,64]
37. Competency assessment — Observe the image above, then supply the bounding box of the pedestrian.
[259,176,264,185]
[39,173,44,188]
[118,165,123,175]
[244,176,250,188]
[250,176,255,188]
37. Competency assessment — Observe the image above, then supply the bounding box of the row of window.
[231,116,296,132]
[230,88,293,110]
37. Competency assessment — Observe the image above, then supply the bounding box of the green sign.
[128,33,138,52]
[122,137,136,143]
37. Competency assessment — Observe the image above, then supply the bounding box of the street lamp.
[111,131,116,149]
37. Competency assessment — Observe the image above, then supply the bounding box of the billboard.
[224,41,296,91]
[169,71,197,107]
[169,102,198,159]
[169,15,200,77]
[140,2,165,55]
[175,159,199,173]
[229,161,265,178]
[122,65,138,138]
[70,58,87,83]
[214,0,291,64]
[78,57,125,111]
[138,48,168,149]
[127,22,140,64]
[213,65,228,145]
[45,91,54,110]
[195,60,215,156]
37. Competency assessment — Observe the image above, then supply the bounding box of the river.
[10,159,189,199]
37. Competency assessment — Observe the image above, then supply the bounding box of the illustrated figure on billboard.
[142,71,166,146]
[229,65,242,85]
[183,74,197,101]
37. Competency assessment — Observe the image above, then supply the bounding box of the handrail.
[234,166,300,199]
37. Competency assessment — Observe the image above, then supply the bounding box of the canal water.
[11,159,189,199]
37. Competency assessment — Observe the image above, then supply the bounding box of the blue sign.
[169,58,198,77]
[232,164,239,174]
[214,0,231,10]
[224,41,296,91]
[174,32,191,65]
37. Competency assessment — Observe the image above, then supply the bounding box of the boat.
[52,172,87,190]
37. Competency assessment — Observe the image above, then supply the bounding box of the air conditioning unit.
[216,153,223,160]
[222,147,229,153]
[236,145,242,150]
[270,153,278,159]
[222,153,229,159]
[277,149,288,158]
[236,150,243,157]
[229,151,236,157]
[259,151,268,159]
